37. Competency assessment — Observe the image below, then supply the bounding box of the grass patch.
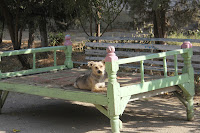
[167,30,200,46]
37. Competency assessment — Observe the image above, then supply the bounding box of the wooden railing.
[105,45,195,122]
[117,48,192,82]
[0,45,73,79]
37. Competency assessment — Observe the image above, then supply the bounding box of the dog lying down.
[74,60,107,92]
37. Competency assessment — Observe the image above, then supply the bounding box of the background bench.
[79,37,200,75]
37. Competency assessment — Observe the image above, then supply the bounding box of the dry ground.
[0,92,200,133]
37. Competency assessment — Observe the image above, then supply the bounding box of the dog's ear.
[101,60,105,65]
[88,61,94,67]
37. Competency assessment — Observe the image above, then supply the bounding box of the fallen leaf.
[13,129,20,133]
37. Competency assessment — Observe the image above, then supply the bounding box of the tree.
[0,14,4,44]
[128,0,200,40]
[0,0,36,68]
[75,0,127,37]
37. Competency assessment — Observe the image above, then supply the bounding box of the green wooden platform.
[0,40,195,133]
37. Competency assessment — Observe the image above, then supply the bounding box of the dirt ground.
[0,92,200,133]
[1,30,200,133]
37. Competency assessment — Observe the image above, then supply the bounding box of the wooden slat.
[120,64,183,73]
[0,82,108,106]
[88,36,200,43]
[74,60,195,73]
[85,49,200,62]
[163,57,168,77]
[140,61,144,83]
[0,46,66,57]
[1,65,66,79]
[129,86,179,101]
[85,56,200,69]
[85,49,150,57]
[174,55,178,76]
[120,74,189,97]
[104,49,190,64]
[86,42,200,52]
[86,56,177,72]
[82,57,199,74]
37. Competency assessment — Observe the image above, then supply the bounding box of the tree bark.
[28,21,35,48]
[153,9,166,44]
[0,0,15,45]
[39,16,48,47]
[96,22,100,37]
[0,19,4,44]
[90,14,93,36]
[95,9,101,37]
[0,0,31,69]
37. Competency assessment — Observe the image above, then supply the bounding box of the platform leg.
[0,90,2,114]
[0,91,9,114]
[110,115,120,133]
[186,96,194,121]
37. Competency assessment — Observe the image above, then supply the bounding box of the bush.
[48,32,64,46]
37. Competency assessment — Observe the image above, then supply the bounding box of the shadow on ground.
[0,92,200,133]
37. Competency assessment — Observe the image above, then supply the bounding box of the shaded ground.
[0,92,200,133]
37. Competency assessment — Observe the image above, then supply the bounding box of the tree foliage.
[75,0,127,37]
[0,0,79,68]
[128,0,200,39]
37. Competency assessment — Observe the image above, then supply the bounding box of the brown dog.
[74,60,107,92]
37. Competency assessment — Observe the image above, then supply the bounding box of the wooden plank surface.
[0,68,188,106]
[0,82,108,106]
[85,56,200,69]
[85,49,200,62]
[0,46,66,57]
[1,68,163,88]
[86,42,200,52]
[88,36,200,43]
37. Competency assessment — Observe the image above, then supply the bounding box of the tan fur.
[74,60,107,92]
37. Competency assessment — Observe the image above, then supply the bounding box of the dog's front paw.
[92,87,107,92]
[73,82,78,88]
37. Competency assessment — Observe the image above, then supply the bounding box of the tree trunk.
[39,16,48,47]
[153,9,166,44]
[95,8,101,37]
[28,21,35,48]
[0,19,4,44]
[0,0,31,69]
[97,22,100,37]
[90,14,93,36]
[161,9,167,38]
[17,28,31,69]
[0,0,15,45]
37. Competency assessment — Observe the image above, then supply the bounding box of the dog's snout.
[98,70,102,74]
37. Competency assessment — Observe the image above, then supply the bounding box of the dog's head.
[88,60,105,76]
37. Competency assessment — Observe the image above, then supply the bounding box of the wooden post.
[140,60,144,83]
[0,56,1,79]
[180,41,194,121]
[174,54,178,76]
[54,50,57,66]
[0,56,1,113]
[32,52,36,69]
[64,35,73,69]
[163,56,167,77]
[105,46,121,133]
